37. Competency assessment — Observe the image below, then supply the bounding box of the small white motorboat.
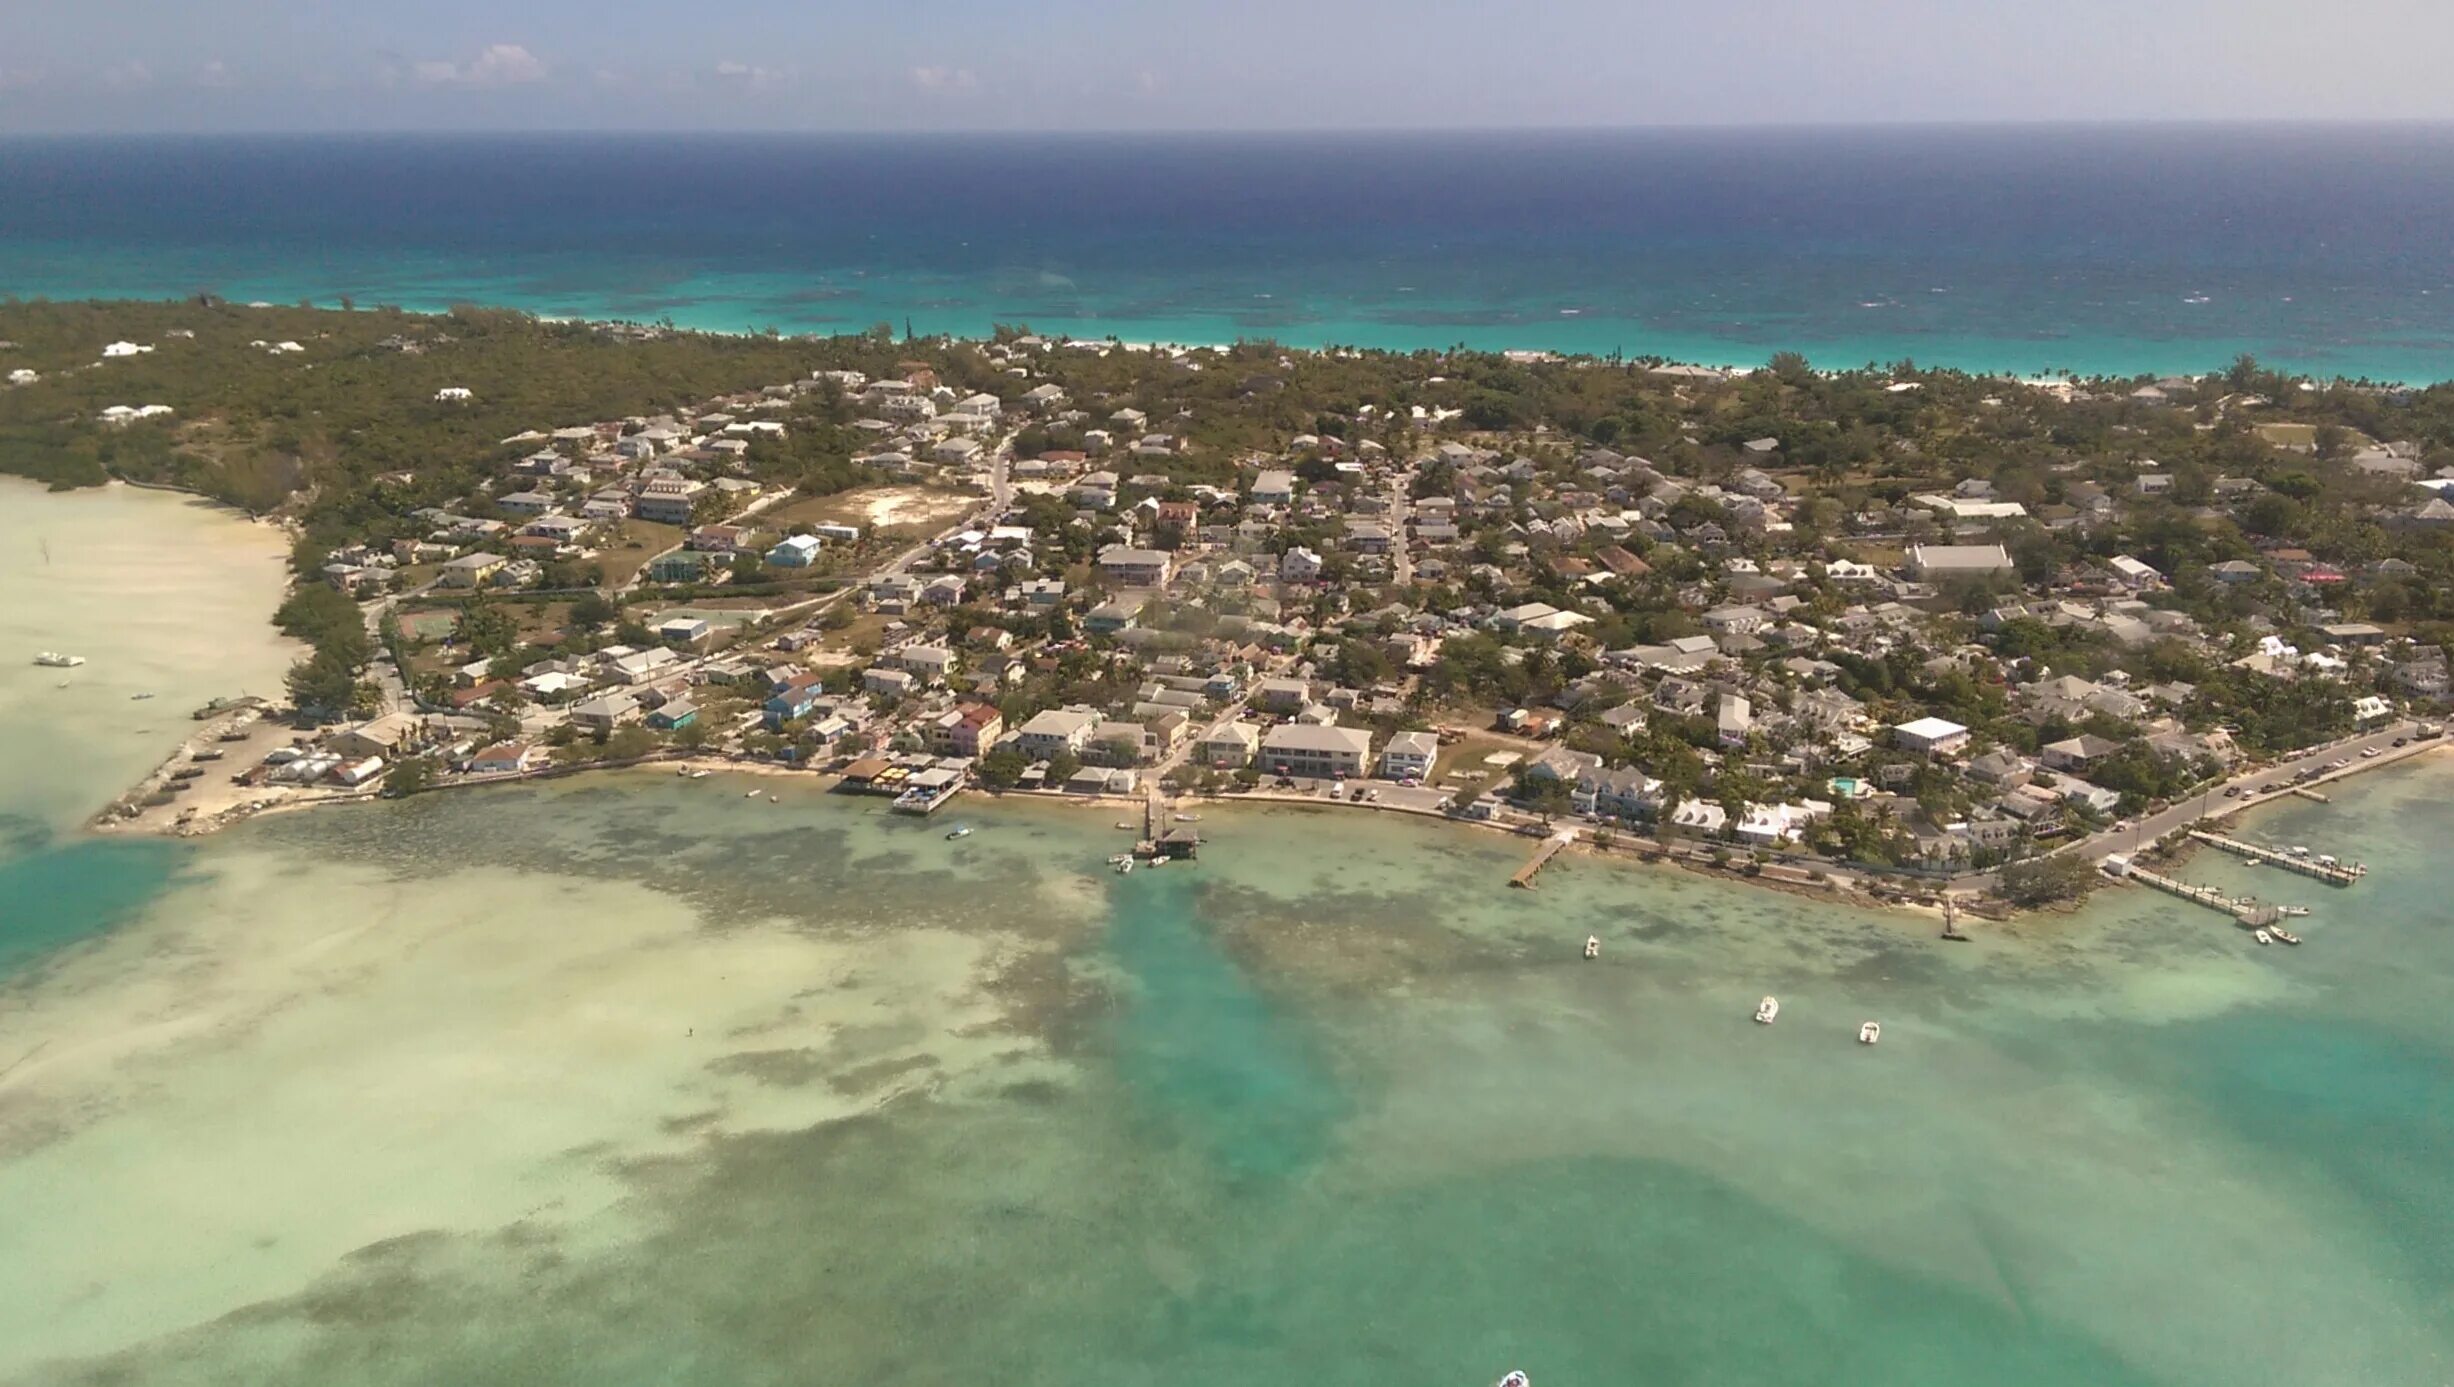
[1115,859,1134,875]
[945,824,973,840]
[1496,1373,1531,1387]
[33,652,84,668]
[689,769,711,780]
[1857,1021,1881,1046]
[1755,996,1779,1025]
[2270,927,2301,945]
[2253,929,2272,945]
[1582,935,1600,960]
[130,691,154,700]
[744,790,760,798]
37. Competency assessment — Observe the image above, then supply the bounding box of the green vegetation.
[1998,854,2101,907]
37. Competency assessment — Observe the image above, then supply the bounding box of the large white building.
[1259,723,1374,780]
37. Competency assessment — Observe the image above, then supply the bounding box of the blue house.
[648,700,699,730]
[766,534,824,568]
[763,680,823,730]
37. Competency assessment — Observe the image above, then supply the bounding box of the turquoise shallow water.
[8,128,2454,379]
[7,766,2454,1384]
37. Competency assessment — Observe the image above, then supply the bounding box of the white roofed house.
[1380,730,1439,781]
[1894,716,1972,757]
[1258,723,1375,781]
[1096,545,1175,590]
[1200,720,1262,768]
[1016,707,1102,760]
[1906,544,2015,580]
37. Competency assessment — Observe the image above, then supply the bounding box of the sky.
[6,0,2454,133]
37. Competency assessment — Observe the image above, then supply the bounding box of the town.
[18,303,2454,911]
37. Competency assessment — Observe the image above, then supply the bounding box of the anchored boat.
[1582,935,1600,960]
[1755,996,1779,1025]
[33,652,84,668]
[945,824,973,840]
[1857,1021,1881,1045]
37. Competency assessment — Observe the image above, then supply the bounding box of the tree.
[605,725,659,761]
[385,758,433,796]
[1998,854,2098,908]
[1526,775,1575,825]
[977,747,1028,788]
[286,648,362,717]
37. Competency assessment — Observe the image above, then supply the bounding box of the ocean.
[6,484,2454,1385]
[5,126,2454,379]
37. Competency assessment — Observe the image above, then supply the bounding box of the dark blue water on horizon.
[4,125,2453,379]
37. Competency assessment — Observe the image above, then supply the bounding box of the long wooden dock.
[2187,830,2365,885]
[2108,858,2286,927]
[1511,831,1574,889]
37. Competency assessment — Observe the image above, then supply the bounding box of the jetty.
[2288,787,2330,804]
[1510,830,1575,889]
[2104,856,2287,927]
[2186,830,2365,885]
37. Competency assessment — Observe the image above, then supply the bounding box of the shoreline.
[105,739,2453,930]
[9,293,2445,389]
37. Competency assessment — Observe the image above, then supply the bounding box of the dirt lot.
[762,485,978,537]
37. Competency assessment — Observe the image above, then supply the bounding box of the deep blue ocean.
[3,125,2453,378]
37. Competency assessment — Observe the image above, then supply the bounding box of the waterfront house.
[467,742,541,774]
[1017,707,1102,760]
[570,693,641,734]
[1201,721,1262,768]
[1258,723,1374,780]
[1380,730,1438,781]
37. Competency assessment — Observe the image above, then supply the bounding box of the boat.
[1755,996,1779,1025]
[689,769,711,780]
[745,790,760,798]
[1583,935,1600,960]
[2253,929,2273,945]
[1173,813,1201,822]
[2270,927,2302,945]
[1116,821,1136,830]
[129,691,154,700]
[1114,859,1134,874]
[945,824,974,840]
[1939,896,1970,942]
[1857,1021,1881,1045]
[1496,1373,1531,1387]
[33,652,84,668]
[2278,905,2311,917]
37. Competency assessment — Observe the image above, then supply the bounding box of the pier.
[2187,830,2365,885]
[2288,787,2330,804]
[2105,856,2286,927]
[1510,830,1575,889]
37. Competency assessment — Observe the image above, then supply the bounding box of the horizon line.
[11,116,2454,140]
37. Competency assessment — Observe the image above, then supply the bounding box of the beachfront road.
[2065,719,2433,865]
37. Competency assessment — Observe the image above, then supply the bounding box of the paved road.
[2065,719,2432,865]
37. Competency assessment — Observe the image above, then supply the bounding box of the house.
[863,667,918,697]
[1906,544,2014,579]
[1716,693,1753,747]
[1258,723,1375,780]
[467,742,541,774]
[1255,677,1313,713]
[1894,716,1972,757]
[894,644,957,682]
[1017,707,1102,759]
[1380,730,1439,781]
[688,525,748,554]
[656,617,713,647]
[497,490,554,518]
[1280,547,1324,581]
[1096,546,1175,589]
[1200,721,1262,768]
[763,677,825,728]
[570,692,641,733]
[648,700,699,730]
[634,477,706,524]
[2041,734,2123,771]
[1251,469,1297,506]
[766,534,824,568]
[928,703,1004,758]
[439,552,507,589]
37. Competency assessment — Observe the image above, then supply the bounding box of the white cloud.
[714,60,789,89]
[463,44,547,86]
[409,43,548,88]
[908,65,978,94]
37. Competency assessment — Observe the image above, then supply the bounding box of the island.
[7,297,2453,920]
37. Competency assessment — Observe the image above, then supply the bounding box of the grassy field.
[593,519,689,587]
